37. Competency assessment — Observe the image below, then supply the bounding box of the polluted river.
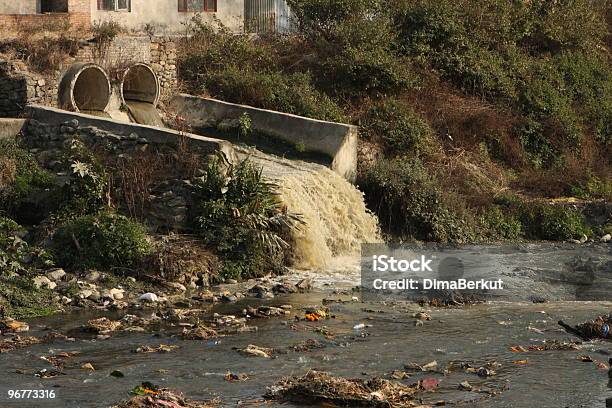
[6,66,612,406]
[1,184,611,408]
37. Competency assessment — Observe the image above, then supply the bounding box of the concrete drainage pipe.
[120,63,160,107]
[58,63,111,113]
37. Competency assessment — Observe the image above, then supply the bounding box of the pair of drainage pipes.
[58,62,160,113]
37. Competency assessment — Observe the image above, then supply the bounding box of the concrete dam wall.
[169,94,358,182]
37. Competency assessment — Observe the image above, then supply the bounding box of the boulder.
[33,276,57,290]
[46,268,66,281]
[139,293,159,303]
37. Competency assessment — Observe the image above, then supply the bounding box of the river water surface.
[1,244,611,408]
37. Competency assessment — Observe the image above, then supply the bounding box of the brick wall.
[0,0,91,31]
[67,0,91,27]
[0,13,80,32]
[74,36,153,67]
[74,35,178,97]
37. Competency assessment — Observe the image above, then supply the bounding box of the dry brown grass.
[0,157,17,189]
[0,19,84,74]
[403,72,524,166]
[142,235,220,283]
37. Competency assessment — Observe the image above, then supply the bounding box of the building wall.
[0,0,38,14]
[0,0,90,30]
[90,0,244,33]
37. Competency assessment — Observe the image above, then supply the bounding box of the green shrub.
[192,158,301,280]
[289,0,413,96]
[50,140,108,222]
[570,176,612,201]
[481,206,522,240]
[0,275,56,319]
[0,139,55,223]
[516,117,560,169]
[200,68,345,122]
[359,157,475,243]
[0,216,52,274]
[0,217,29,274]
[518,202,589,240]
[52,212,150,271]
[362,99,433,153]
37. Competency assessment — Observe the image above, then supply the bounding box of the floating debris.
[35,368,65,379]
[110,370,125,378]
[112,383,217,408]
[244,306,287,318]
[459,381,474,391]
[559,315,612,340]
[510,341,580,353]
[290,339,326,352]
[225,372,249,382]
[134,344,179,354]
[0,336,41,353]
[413,312,431,321]
[404,360,439,372]
[181,325,218,340]
[81,362,95,371]
[82,317,122,334]
[40,351,79,369]
[303,308,329,322]
[0,318,29,333]
[265,371,420,407]
[235,344,275,358]
[388,370,411,380]
[419,377,440,391]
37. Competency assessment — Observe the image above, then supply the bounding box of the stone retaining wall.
[0,35,178,118]
[21,106,235,231]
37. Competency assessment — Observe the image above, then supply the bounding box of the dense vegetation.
[192,158,301,279]
[178,0,611,242]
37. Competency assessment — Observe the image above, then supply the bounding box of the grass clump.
[0,275,56,319]
[191,158,301,280]
[361,99,433,153]
[179,17,345,122]
[52,211,151,271]
[359,157,475,243]
[518,202,590,241]
[0,139,55,224]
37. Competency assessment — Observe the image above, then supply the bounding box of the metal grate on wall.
[245,0,292,33]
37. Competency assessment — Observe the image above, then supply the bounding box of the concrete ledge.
[169,94,358,181]
[0,118,27,139]
[24,104,236,163]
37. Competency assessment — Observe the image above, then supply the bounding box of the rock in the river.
[109,288,125,300]
[139,293,159,303]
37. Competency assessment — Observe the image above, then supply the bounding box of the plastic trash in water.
[353,323,366,330]
[602,324,610,337]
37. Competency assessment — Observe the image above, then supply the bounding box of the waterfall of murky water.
[235,147,381,269]
[125,100,165,127]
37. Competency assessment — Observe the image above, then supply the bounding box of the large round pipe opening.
[58,63,111,112]
[121,63,160,107]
